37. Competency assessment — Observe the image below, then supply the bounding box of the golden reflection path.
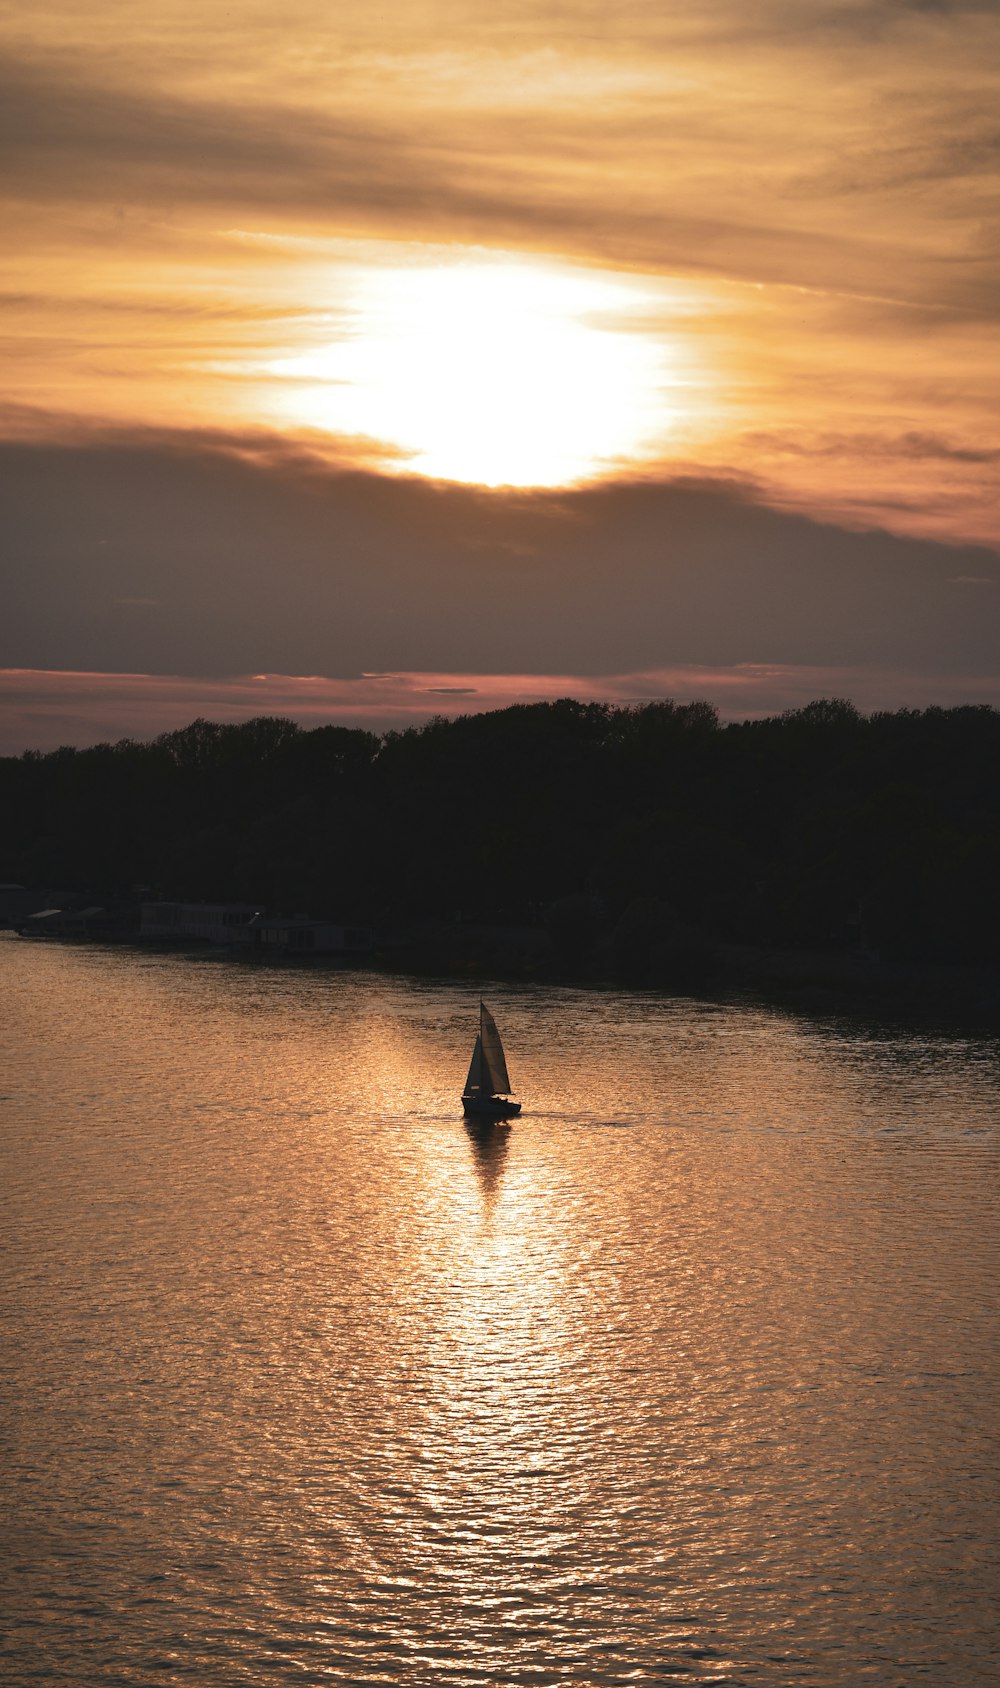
[1,944,996,1685]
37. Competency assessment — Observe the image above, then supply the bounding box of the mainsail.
[479,1003,511,1095]
[463,1004,512,1097]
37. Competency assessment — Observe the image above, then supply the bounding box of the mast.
[480,998,488,1097]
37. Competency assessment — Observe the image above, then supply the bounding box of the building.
[251,917,372,955]
[18,904,137,940]
[138,903,372,955]
[139,902,260,945]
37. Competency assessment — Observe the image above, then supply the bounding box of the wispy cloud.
[3,2,998,313]
[746,431,1000,465]
[1,1,1000,546]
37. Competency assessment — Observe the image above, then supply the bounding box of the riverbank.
[6,917,998,1034]
[373,920,1000,1034]
[719,941,1000,1032]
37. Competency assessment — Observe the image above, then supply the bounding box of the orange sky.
[2,1,999,744]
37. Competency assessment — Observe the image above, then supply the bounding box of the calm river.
[1,934,997,1686]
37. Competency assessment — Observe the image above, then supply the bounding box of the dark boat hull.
[462,1094,521,1119]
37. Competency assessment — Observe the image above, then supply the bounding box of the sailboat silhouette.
[461,1000,521,1119]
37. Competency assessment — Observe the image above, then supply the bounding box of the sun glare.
[268,258,673,487]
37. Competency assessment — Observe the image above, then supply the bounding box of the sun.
[267,256,673,487]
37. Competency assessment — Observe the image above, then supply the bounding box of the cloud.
[2,1,997,573]
[1,430,997,697]
[745,430,1000,465]
[3,6,998,315]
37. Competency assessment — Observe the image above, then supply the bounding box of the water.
[1,934,997,1686]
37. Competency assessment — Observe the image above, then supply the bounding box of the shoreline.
[374,928,1000,1035]
[8,923,996,1036]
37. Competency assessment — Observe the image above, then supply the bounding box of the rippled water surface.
[1,935,998,1686]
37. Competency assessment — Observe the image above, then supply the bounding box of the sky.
[2,0,998,750]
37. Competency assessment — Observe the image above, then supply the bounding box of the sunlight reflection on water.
[1,936,997,1685]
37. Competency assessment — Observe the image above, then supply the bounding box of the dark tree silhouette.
[1,700,997,970]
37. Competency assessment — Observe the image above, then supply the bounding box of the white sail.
[464,1033,487,1096]
[480,1004,511,1095]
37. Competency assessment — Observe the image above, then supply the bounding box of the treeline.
[2,698,999,971]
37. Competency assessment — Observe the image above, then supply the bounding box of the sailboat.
[462,1000,521,1119]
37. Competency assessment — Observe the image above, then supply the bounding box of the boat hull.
[462,1094,521,1119]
